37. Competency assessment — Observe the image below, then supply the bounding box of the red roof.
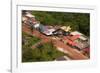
[63,36,77,46]
[70,35,80,41]
[83,48,90,53]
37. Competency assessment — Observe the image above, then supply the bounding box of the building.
[53,29,70,36]
[63,36,77,46]
[62,33,89,50]
[25,12,35,18]
[33,23,40,28]
[22,16,28,22]
[22,11,37,26]
[75,40,89,50]
[71,31,87,41]
[41,26,56,36]
[66,34,80,41]
[60,26,71,32]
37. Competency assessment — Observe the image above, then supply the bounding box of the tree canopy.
[22,42,65,62]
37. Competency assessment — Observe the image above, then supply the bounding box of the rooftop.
[60,26,71,32]
[71,31,87,41]
[25,12,35,18]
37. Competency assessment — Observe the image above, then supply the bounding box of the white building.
[43,28,55,35]
[34,23,40,28]
[71,31,87,41]
[25,12,35,18]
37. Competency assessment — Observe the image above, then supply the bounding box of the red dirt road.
[22,24,88,60]
[52,39,88,60]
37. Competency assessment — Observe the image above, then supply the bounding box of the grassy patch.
[22,32,41,62]
[22,32,41,46]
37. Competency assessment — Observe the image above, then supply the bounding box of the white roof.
[34,23,40,28]
[48,29,55,32]
[22,17,28,21]
[43,29,55,35]
[71,31,83,35]
[26,13,35,18]
[71,31,87,40]
[79,36,87,40]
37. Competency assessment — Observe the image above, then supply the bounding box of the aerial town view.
[22,10,90,62]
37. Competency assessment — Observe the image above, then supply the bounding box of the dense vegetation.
[22,32,65,62]
[22,32,41,46]
[22,42,66,62]
[32,11,90,36]
[22,32,41,62]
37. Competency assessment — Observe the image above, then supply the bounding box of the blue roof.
[39,24,45,32]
